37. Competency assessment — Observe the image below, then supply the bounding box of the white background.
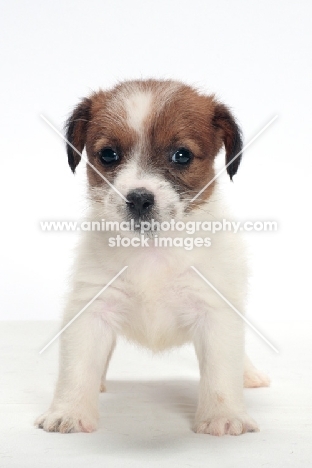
[0,0,311,322]
[1,3,312,467]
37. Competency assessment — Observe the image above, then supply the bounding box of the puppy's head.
[65,80,242,226]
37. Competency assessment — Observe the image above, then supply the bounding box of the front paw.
[35,407,98,433]
[194,413,259,436]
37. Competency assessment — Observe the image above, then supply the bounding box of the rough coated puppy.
[36,79,269,436]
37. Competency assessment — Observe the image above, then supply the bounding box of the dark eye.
[171,148,192,165]
[98,148,119,165]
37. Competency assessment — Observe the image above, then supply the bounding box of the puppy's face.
[66,80,242,226]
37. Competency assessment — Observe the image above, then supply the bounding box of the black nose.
[126,188,155,217]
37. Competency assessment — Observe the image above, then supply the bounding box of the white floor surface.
[0,321,311,467]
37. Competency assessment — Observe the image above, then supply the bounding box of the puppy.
[36,79,269,436]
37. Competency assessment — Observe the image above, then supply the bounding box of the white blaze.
[125,91,153,133]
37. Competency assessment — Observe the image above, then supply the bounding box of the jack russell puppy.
[36,79,269,436]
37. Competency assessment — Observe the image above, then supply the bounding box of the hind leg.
[244,354,270,388]
[100,338,116,392]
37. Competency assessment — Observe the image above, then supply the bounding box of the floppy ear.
[65,98,92,173]
[213,103,243,180]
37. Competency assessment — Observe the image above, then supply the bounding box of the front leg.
[193,308,259,436]
[36,298,115,433]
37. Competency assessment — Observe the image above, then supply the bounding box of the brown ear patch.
[212,103,243,180]
[65,98,92,173]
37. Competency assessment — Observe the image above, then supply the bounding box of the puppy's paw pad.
[35,410,97,433]
[244,368,270,388]
[194,414,259,436]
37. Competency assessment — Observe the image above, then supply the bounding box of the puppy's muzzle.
[126,187,155,218]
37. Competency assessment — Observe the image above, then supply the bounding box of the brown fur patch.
[143,84,222,207]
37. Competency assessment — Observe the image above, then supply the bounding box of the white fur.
[125,90,153,133]
[36,82,268,436]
